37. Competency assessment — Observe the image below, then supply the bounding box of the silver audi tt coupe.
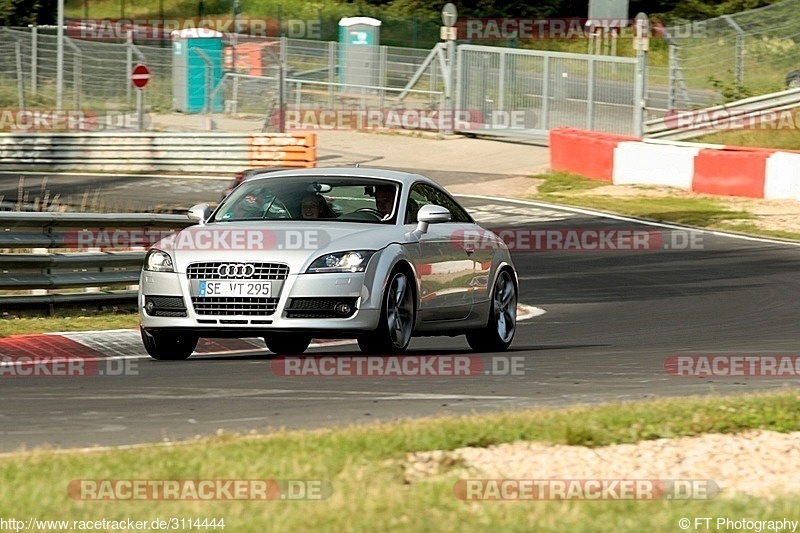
[139,168,518,359]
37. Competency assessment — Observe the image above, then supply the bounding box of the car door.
[405,183,475,321]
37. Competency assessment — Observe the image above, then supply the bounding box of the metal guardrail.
[644,87,800,141]
[0,212,193,311]
[0,132,316,173]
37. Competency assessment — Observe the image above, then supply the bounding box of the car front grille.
[186,262,289,280]
[191,296,280,316]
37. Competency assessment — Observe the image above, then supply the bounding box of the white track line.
[455,193,800,248]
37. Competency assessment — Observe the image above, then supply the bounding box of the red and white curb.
[0,304,543,364]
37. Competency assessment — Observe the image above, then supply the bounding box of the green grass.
[0,311,138,337]
[696,128,800,151]
[1,390,797,531]
[532,171,759,228]
[535,171,608,194]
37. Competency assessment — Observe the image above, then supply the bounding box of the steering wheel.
[354,208,383,217]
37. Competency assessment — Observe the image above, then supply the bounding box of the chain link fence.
[458,45,638,136]
[662,0,800,109]
[0,24,646,137]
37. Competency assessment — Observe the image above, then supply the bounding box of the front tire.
[358,269,416,354]
[140,327,198,360]
[466,269,517,352]
[265,334,311,355]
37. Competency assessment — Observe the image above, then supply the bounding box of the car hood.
[154,221,409,273]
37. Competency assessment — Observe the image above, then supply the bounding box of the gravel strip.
[403,430,800,498]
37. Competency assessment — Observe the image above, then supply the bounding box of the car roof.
[245,167,439,188]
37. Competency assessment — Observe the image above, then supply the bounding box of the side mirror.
[407,204,451,239]
[417,204,451,224]
[188,203,212,224]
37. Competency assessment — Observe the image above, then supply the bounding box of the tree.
[0,0,57,26]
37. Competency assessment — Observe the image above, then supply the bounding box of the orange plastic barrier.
[549,128,637,182]
[249,133,316,168]
[692,147,772,198]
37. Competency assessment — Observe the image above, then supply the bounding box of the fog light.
[144,299,155,314]
[334,302,352,316]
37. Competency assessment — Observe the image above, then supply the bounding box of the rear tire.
[140,327,198,360]
[265,334,311,355]
[466,269,517,352]
[358,269,415,354]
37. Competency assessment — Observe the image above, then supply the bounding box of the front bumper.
[139,270,382,337]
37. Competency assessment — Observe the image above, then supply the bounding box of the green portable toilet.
[338,17,381,90]
[172,28,224,113]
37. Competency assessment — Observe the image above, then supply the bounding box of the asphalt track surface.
[3,173,800,451]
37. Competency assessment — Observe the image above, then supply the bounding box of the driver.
[373,185,396,219]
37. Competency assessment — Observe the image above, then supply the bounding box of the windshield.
[212,176,401,224]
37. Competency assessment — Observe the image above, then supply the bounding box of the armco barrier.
[0,132,316,174]
[0,212,193,312]
[549,127,800,200]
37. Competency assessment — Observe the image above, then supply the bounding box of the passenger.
[300,193,335,219]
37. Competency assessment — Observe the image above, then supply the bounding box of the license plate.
[198,281,272,297]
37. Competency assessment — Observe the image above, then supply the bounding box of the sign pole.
[441,3,458,135]
[137,88,144,131]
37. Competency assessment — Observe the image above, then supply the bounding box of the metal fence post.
[379,45,387,109]
[668,40,677,110]
[327,41,336,108]
[722,15,745,85]
[498,50,506,113]
[56,0,64,111]
[279,36,287,133]
[73,55,81,110]
[586,57,595,130]
[541,55,550,131]
[30,25,37,96]
[15,41,25,111]
[454,44,463,115]
[444,39,455,135]
[126,30,133,108]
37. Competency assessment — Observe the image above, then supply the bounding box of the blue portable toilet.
[172,28,224,113]
[338,17,381,89]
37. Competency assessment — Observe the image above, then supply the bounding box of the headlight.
[143,249,174,272]
[306,251,375,273]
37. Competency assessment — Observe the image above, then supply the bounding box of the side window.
[405,184,429,224]
[406,184,472,224]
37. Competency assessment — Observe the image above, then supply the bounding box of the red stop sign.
[131,63,151,89]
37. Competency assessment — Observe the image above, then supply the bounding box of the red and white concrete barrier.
[549,127,800,200]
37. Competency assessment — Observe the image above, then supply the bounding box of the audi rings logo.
[217,263,256,278]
